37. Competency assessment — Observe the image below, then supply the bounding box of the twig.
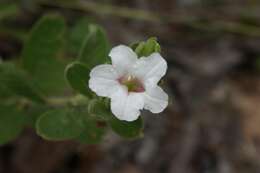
[39,0,260,37]
[41,0,164,23]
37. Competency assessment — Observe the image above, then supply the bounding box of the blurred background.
[1,0,260,173]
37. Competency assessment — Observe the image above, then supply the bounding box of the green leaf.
[36,108,86,140]
[21,14,67,95]
[0,105,26,145]
[0,63,45,103]
[88,99,110,120]
[78,24,110,68]
[0,82,12,99]
[67,18,91,56]
[77,120,106,144]
[129,42,140,51]
[109,117,144,139]
[76,99,109,144]
[24,104,50,127]
[65,62,92,97]
[134,37,161,57]
[87,98,144,139]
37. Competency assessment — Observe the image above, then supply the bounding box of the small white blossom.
[89,45,168,121]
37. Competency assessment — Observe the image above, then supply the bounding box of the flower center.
[118,75,145,93]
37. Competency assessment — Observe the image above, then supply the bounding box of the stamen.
[118,75,145,93]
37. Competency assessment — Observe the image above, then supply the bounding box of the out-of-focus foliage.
[0,63,45,103]
[67,18,91,56]
[78,24,110,68]
[0,105,26,145]
[21,15,67,95]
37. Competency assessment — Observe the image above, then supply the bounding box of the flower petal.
[89,64,120,97]
[110,86,144,121]
[109,45,138,75]
[131,53,167,87]
[143,86,168,113]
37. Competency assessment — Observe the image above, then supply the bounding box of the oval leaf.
[78,24,110,68]
[109,116,144,139]
[36,108,85,140]
[67,18,91,55]
[88,99,110,120]
[65,62,92,97]
[21,14,67,95]
[77,120,106,144]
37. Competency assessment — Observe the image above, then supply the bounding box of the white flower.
[89,45,168,121]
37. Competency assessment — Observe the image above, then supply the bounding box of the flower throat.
[118,75,145,93]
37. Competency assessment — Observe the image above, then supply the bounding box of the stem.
[40,0,260,37]
[40,0,164,23]
[45,97,71,107]
[3,94,89,110]
[187,20,260,37]
[45,94,89,107]
[79,0,162,22]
